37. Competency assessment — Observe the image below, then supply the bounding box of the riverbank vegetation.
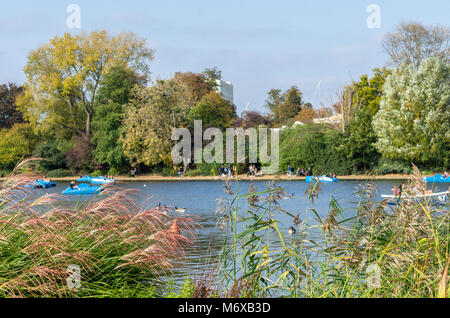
[0,22,448,178]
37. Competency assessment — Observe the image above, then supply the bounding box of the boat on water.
[25,179,56,189]
[77,175,93,182]
[62,183,104,195]
[422,174,450,183]
[76,175,115,185]
[381,191,449,205]
[305,176,339,183]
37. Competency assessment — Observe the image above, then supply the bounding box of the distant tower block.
[215,80,234,104]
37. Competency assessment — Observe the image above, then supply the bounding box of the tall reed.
[0,160,197,297]
[212,166,449,298]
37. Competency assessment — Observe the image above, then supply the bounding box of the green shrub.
[162,167,177,177]
[186,169,202,177]
[33,137,69,170]
[46,169,72,178]
[374,158,412,175]
[280,124,353,175]
[91,169,104,177]
[107,167,122,176]
[199,163,221,176]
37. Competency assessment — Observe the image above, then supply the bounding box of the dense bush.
[91,170,104,177]
[46,169,72,178]
[33,137,69,171]
[279,125,353,175]
[374,158,414,175]
[162,167,177,177]
[0,123,38,170]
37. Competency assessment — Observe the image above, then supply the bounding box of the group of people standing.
[287,165,313,177]
[220,165,237,178]
[247,164,259,177]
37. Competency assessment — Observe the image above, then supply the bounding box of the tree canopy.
[373,58,450,165]
[189,91,236,129]
[17,30,154,137]
[265,86,306,124]
[92,65,143,170]
[0,83,23,129]
[121,80,191,167]
[383,22,449,69]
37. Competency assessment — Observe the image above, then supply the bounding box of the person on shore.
[287,165,293,177]
[130,167,137,178]
[178,166,184,178]
[306,167,312,176]
[233,165,237,178]
[247,166,252,177]
[252,165,257,177]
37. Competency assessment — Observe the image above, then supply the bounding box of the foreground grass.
[0,160,196,297]
[206,166,450,298]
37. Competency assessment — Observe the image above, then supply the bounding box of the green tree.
[17,30,153,137]
[373,58,450,165]
[121,80,191,167]
[189,91,235,128]
[345,68,391,171]
[265,86,305,124]
[202,67,222,90]
[92,66,142,171]
[0,123,38,170]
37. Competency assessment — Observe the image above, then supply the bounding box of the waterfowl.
[284,193,294,199]
[288,227,296,235]
[175,206,186,213]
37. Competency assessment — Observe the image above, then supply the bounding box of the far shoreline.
[0,174,417,182]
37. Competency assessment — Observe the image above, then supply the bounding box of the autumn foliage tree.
[121,80,191,167]
[17,30,154,137]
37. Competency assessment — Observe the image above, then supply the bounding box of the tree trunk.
[85,111,91,137]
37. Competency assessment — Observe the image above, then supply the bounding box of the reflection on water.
[20,179,449,286]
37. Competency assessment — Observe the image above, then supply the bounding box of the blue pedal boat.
[62,183,104,195]
[305,176,339,183]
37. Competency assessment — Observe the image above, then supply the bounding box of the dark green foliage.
[0,83,23,129]
[162,167,177,177]
[375,158,413,174]
[92,66,142,171]
[265,86,305,124]
[280,125,353,175]
[33,137,69,170]
[346,108,380,172]
[46,169,72,178]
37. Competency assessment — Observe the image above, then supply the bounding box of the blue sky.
[1,0,449,114]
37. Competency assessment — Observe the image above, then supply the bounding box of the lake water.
[21,179,450,286]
